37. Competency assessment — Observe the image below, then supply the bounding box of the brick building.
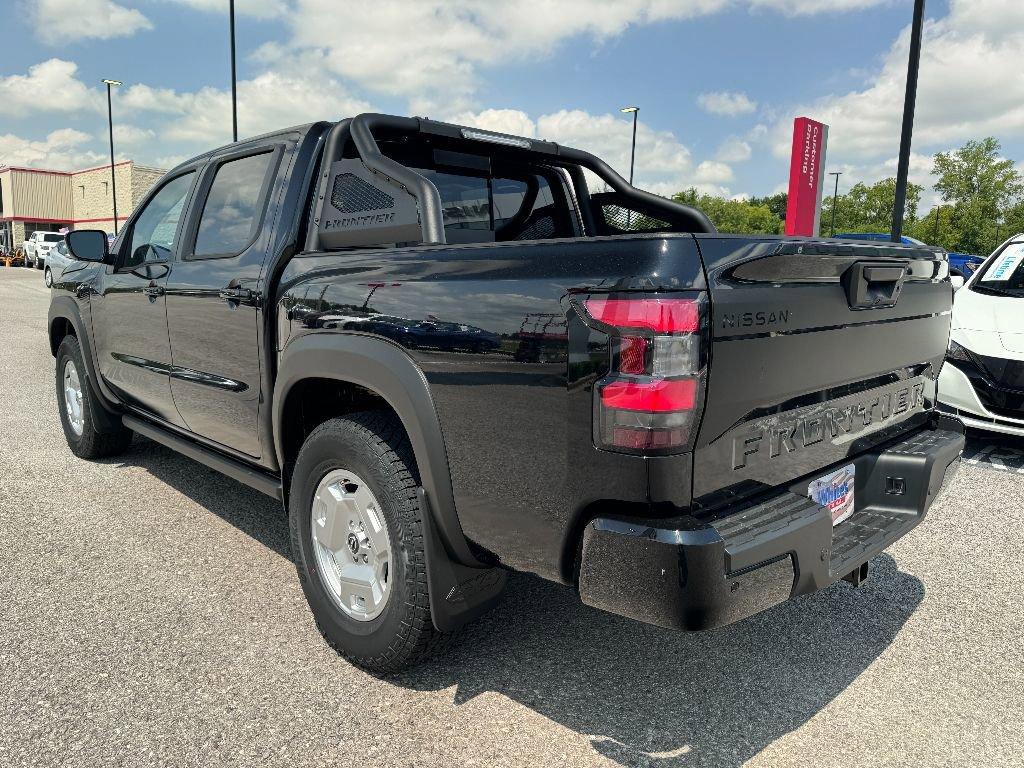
[0,161,165,251]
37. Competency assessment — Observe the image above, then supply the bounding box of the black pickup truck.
[50,114,964,672]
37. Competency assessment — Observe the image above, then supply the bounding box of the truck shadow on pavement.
[114,436,924,768]
[104,436,294,560]
[399,557,923,767]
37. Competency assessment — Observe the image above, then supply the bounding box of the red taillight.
[579,292,707,454]
[618,336,647,375]
[600,379,696,412]
[584,297,700,334]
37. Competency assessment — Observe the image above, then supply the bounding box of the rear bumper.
[577,414,965,631]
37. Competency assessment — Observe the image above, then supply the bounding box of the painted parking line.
[963,439,1024,475]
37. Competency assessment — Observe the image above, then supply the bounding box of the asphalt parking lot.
[2,267,1022,768]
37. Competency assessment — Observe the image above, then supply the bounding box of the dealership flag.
[784,117,829,237]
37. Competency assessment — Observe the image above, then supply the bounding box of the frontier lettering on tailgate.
[733,381,926,469]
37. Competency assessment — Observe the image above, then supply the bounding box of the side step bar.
[122,415,283,501]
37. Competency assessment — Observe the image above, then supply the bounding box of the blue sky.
[3,0,1023,210]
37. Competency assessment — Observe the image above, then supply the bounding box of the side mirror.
[950,275,965,291]
[66,229,109,263]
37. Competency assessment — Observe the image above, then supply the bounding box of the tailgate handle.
[842,260,909,310]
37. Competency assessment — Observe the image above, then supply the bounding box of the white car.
[43,238,76,288]
[939,235,1024,437]
[23,231,64,269]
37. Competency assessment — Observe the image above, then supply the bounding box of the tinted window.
[193,152,273,257]
[123,172,195,270]
[42,233,63,242]
[415,169,564,242]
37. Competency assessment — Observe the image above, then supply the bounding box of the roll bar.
[307,112,716,251]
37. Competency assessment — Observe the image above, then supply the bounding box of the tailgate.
[691,237,952,509]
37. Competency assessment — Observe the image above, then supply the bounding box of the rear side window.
[193,151,274,257]
[42,233,63,242]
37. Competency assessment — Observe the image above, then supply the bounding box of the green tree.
[673,189,782,234]
[1000,199,1024,243]
[931,137,1023,254]
[748,192,788,221]
[819,177,922,236]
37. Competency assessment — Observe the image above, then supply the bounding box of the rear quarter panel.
[278,235,706,580]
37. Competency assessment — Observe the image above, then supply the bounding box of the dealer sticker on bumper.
[808,464,856,525]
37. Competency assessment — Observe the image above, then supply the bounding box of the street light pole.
[828,172,842,237]
[891,0,926,242]
[101,79,122,235]
[620,106,639,185]
[620,106,639,228]
[230,0,238,142]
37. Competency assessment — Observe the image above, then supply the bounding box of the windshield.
[973,241,1024,297]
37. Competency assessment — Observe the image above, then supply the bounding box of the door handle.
[143,281,165,299]
[219,286,257,306]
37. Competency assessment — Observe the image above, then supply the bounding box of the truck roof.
[165,121,329,173]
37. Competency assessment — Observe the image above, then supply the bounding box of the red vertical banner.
[784,117,829,237]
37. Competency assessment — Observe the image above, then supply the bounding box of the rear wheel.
[55,336,132,459]
[289,412,457,673]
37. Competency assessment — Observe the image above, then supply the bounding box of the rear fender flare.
[273,332,483,568]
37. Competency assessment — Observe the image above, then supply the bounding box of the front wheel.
[289,412,457,673]
[55,336,133,459]
[44,267,52,287]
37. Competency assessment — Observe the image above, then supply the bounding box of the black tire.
[289,412,456,673]
[44,267,52,287]
[55,335,133,459]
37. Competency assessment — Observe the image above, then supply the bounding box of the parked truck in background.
[50,114,964,672]
[24,231,64,270]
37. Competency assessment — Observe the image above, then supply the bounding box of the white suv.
[24,231,65,269]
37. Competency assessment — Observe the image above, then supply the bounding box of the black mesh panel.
[331,173,395,213]
[516,215,556,241]
[602,204,669,232]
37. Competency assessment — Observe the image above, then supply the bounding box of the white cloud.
[124,71,374,146]
[716,136,752,162]
[270,0,891,107]
[110,124,156,145]
[694,160,734,183]
[0,128,106,170]
[121,84,188,115]
[264,0,731,105]
[749,0,889,15]
[165,0,287,19]
[30,0,152,44]
[770,0,1024,163]
[447,108,539,139]
[452,107,732,197]
[697,90,758,116]
[0,59,100,117]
